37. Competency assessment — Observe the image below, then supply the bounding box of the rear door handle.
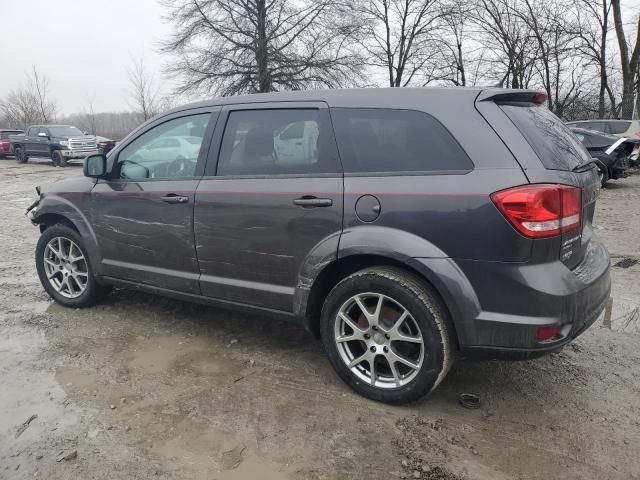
[161,194,189,204]
[293,196,333,208]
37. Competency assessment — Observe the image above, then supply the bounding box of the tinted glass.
[607,121,631,134]
[501,105,591,170]
[330,108,473,173]
[581,121,606,133]
[217,109,339,176]
[48,126,83,137]
[0,131,22,139]
[117,114,210,180]
[27,127,38,136]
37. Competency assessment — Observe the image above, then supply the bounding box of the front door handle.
[161,194,189,204]
[293,196,333,208]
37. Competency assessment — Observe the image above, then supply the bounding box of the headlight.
[59,140,69,146]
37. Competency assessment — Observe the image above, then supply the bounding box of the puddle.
[0,319,79,455]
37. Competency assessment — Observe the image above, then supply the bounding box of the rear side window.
[607,121,631,135]
[0,131,22,139]
[330,108,473,174]
[217,109,340,176]
[501,105,591,171]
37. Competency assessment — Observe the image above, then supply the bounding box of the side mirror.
[37,132,48,138]
[84,153,107,178]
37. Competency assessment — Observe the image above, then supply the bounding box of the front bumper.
[61,149,98,159]
[441,239,611,360]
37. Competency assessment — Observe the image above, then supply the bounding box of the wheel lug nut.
[370,346,376,352]
[385,334,390,339]
[364,334,370,339]
[383,346,389,353]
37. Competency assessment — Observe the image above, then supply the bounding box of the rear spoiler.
[477,89,547,105]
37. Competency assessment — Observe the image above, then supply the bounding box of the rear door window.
[606,121,631,135]
[582,121,606,133]
[330,108,473,174]
[500,105,591,171]
[216,109,339,176]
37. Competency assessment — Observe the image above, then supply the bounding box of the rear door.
[194,102,343,312]
[24,127,40,154]
[90,109,218,293]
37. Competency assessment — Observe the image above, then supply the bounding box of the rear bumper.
[417,238,611,361]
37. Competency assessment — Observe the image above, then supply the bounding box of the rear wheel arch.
[304,254,460,349]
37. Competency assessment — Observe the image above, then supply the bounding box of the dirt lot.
[1,158,639,480]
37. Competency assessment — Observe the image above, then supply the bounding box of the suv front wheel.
[35,224,100,307]
[320,267,454,404]
[51,150,66,167]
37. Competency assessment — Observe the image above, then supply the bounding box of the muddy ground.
[1,158,639,480]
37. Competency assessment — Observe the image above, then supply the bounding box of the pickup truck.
[10,124,98,166]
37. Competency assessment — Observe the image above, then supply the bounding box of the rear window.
[501,105,591,171]
[607,121,631,135]
[0,131,22,139]
[330,108,473,174]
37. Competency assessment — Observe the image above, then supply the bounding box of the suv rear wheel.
[35,224,100,307]
[320,267,454,404]
[15,146,28,164]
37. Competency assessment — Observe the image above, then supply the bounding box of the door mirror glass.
[84,153,107,178]
[37,132,48,138]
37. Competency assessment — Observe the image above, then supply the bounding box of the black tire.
[52,150,66,167]
[35,224,100,308]
[15,146,28,164]
[320,267,454,404]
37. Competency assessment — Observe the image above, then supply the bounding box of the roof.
[167,86,508,115]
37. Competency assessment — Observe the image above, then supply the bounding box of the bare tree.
[473,0,537,89]
[574,0,614,118]
[611,0,640,119]
[160,0,362,96]
[31,66,56,123]
[352,0,445,87]
[127,56,160,122]
[0,68,57,129]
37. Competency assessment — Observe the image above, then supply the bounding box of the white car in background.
[132,136,202,161]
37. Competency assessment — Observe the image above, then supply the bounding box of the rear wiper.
[572,159,599,173]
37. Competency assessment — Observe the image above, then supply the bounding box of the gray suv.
[27,88,611,404]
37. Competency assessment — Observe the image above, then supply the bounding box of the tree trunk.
[256,0,271,93]
[611,0,640,119]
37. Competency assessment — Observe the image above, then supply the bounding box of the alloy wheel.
[334,293,425,389]
[43,237,89,298]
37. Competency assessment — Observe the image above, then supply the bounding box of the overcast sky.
[2,0,640,116]
[0,0,173,114]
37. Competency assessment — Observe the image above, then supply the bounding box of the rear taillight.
[491,184,581,238]
[0,140,9,147]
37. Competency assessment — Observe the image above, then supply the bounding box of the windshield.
[501,105,591,170]
[48,126,84,137]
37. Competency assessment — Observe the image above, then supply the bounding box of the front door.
[195,103,343,312]
[90,110,217,294]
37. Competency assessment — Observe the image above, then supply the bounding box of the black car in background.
[96,136,117,155]
[570,127,639,186]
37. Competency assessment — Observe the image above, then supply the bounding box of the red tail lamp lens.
[537,325,561,342]
[491,184,581,238]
